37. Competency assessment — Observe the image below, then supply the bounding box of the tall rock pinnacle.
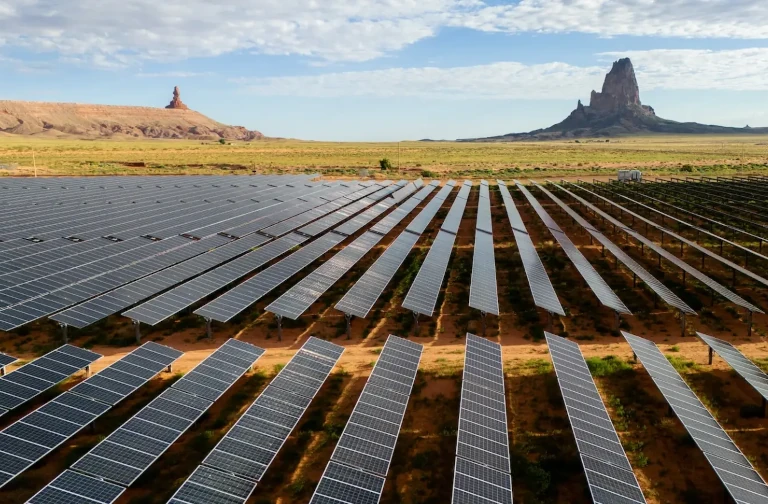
[589,58,644,114]
[165,86,189,110]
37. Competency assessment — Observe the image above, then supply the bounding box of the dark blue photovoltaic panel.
[168,337,343,504]
[546,333,646,504]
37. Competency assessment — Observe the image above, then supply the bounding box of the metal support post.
[60,322,68,343]
[85,364,91,377]
[680,241,684,257]
[205,317,212,339]
[708,347,713,365]
[345,313,352,340]
[680,312,686,337]
[614,311,620,332]
[633,273,637,287]
[133,320,141,344]
[0,366,4,377]
[748,311,753,337]
[412,312,419,333]
[481,312,487,336]
[276,314,283,342]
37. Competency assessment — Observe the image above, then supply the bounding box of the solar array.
[577,182,768,289]
[697,332,768,403]
[265,184,423,320]
[0,176,345,331]
[123,181,403,326]
[452,333,513,504]
[28,339,265,503]
[497,181,565,316]
[0,341,182,488]
[49,181,368,329]
[625,332,768,503]
[310,335,423,504]
[533,182,695,316]
[555,182,763,314]
[0,345,100,419]
[516,181,631,315]
[336,181,454,319]
[546,333,647,504]
[402,180,471,317]
[194,182,422,324]
[167,336,344,504]
[469,182,500,316]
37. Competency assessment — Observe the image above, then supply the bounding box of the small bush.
[586,356,633,377]
[218,138,226,145]
[379,158,392,170]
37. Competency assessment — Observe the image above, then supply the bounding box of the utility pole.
[398,142,401,170]
[32,149,37,178]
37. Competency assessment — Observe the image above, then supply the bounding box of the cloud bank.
[2,0,768,67]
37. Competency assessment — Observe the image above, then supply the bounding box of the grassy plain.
[2,134,768,178]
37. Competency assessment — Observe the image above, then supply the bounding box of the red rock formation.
[165,86,189,110]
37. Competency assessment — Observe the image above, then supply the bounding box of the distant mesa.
[165,86,189,110]
[0,85,263,140]
[461,57,768,142]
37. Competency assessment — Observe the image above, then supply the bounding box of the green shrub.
[379,158,392,170]
[586,356,633,377]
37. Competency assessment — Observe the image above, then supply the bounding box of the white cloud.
[238,48,768,99]
[239,61,606,99]
[2,0,768,68]
[600,49,768,91]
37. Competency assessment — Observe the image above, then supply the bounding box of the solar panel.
[369,181,439,236]
[27,469,125,504]
[168,337,344,503]
[625,332,768,503]
[697,332,768,402]
[546,333,646,504]
[0,345,101,415]
[577,183,768,290]
[0,342,182,489]
[405,181,455,235]
[402,230,457,317]
[37,339,264,491]
[441,181,472,234]
[310,335,422,504]
[469,230,500,316]
[533,182,695,315]
[452,333,513,504]
[336,184,451,319]
[496,181,564,316]
[0,353,18,369]
[554,182,762,314]
[516,181,630,315]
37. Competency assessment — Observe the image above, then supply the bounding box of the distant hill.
[0,87,263,141]
[460,58,768,142]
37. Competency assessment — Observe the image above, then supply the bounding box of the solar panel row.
[0,342,182,489]
[336,182,455,319]
[554,182,762,314]
[533,181,695,316]
[697,333,768,402]
[468,181,500,316]
[625,332,768,504]
[546,333,647,504]
[310,335,423,504]
[516,181,631,315]
[0,345,100,419]
[452,333,513,504]
[167,336,344,504]
[497,181,565,316]
[26,340,266,503]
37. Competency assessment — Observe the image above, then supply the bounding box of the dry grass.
[1,135,768,178]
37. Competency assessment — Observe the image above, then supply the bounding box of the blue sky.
[2,0,768,141]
